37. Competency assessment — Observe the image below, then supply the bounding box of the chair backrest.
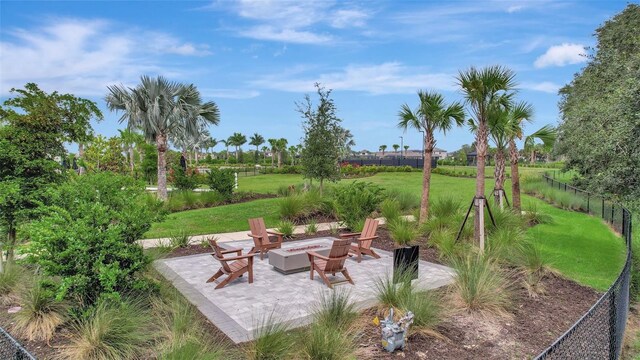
[248,218,269,246]
[359,218,379,249]
[324,239,351,272]
[209,239,232,273]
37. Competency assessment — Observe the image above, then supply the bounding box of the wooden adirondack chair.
[307,239,355,289]
[247,218,283,260]
[340,218,381,263]
[207,239,255,289]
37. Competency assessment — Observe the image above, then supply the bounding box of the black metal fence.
[0,326,35,359]
[342,157,438,169]
[536,175,633,360]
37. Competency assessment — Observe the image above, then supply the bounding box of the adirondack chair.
[207,239,255,289]
[340,218,381,263]
[307,239,355,289]
[247,218,284,260]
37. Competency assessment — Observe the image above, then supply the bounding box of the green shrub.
[24,173,157,304]
[522,202,554,225]
[450,254,513,315]
[334,181,383,231]
[277,220,295,238]
[14,279,68,342]
[60,300,153,360]
[380,199,402,227]
[428,228,469,261]
[160,340,226,360]
[171,166,199,191]
[278,195,307,221]
[302,322,356,360]
[489,207,524,232]
[386,189,420,211]
[200,191,225,207]
[389,218,418,247]
[246,313,295,360]
[485,227,527,264]
[431,197,463,219]
[516,242,554,297]
[313,289,357,330]
[169,230,191,249]
[207,168,235,198]
[305,220,318,235]
[0,261,21,305]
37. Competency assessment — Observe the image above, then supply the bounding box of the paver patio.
[155,237,455,343]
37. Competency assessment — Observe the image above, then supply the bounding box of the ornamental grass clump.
[313,289,358,330]
[169,229,191,249]
[14,279,68,342]
[380,199,402,227]
[59,300,153,360]
[278,195,307,221]
[246,313,295,360]
[0,261,21,305]
[389,218,418,247]
[450,254,513,316]
[516,242,556,297]
[276,220,295,238]
[522,201,553,226]
[304,220,318,235]
[302,322,357,360]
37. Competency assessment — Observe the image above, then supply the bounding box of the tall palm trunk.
[509,139,522,213]
[493,149,506,209]
[277,151,282,168]
[235,146,240,161]
[271,152,274,167]
[156,133,169,201]
[419,134,435,223]
[195,148,199,164]
[474,121,488,248]
[530,149,535,163]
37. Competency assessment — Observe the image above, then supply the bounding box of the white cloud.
[331,9,370,28]
[521,81,561,94]
[0,18,211,96]
[240,26,332,44]
[251,62,455,94]
[534,43,587,68]
[201,88,261,99]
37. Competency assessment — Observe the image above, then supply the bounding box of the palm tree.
[392,144,400,154]
[261,146,269,165]
[118,128,143,175]
[220,139,230,163]
[524,126,555,164]
[398,90,465,223]
[227,132,247,161]
[457,65,516,248]
[249,133,265,162]
[273,138,288,168]
[503,101,534,212]
[403,145,409,153]
[268,138,277,167]
[379,145,387,158]
[288,145,298,165]
[486,104,510,209]
[106,75,220,200]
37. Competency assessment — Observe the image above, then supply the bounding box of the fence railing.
[342,157,438,169]
[535,175,632,360]
[0,326,36,359]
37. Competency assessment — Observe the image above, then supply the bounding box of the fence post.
[611,204,615,226]
[609,289,618,360]
[587,194,590,214]
[602,198,605,219]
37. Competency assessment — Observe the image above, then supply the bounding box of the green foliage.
[24,173,159,304]
[305,220,318,235]
[246,313,295,360]
[385,188,420,211]
[556,5,640,205]
[0,83,102,259]
[207,168,235,198]
[14,279,68,342]
[450,254,513,315]
[141,143,158,184]
[276,220,295,238]
[522,201,554,225]
[380,199,402,227]
[333,181,383,230]
[60,300,153,360]
[0,261,21,305]
[313,289,357,330]
[389,218,418,247]
[298,84,344,189]
[169,230,191,249]
[172,166,199,191]
[302,322,356,360]
[161,340,226,360]
[431,196,464,219]
[278,195,307,221]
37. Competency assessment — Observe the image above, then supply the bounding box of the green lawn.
[144,172,627,292]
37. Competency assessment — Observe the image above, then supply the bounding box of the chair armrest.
[307,251,330,261]
[219,248,242,255]
[355,236,378,242]
[339,232,361,238]
[247,233,263,239]
[220,253,257,261]
[267,230,284,236]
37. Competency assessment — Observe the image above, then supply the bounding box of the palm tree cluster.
[398,66,556,249]
[105,75,220,200]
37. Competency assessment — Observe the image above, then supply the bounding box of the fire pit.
[285,244,323,253]
[268,238,336,274]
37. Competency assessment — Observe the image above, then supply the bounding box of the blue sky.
[0,0,631,153]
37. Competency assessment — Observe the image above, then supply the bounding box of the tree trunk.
[509,139,522,213]
[271,152,274,167]
[277,151,282,168]
[235,147,239,161]
[419,134,435,224]
[474,120,488,248]
[530,149,535,163]
[6,224,16,263]
[195,148,199,165]
[157,133,169,201]
[494,149,506,209]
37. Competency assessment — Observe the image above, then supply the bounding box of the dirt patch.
[355,273,600,359]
